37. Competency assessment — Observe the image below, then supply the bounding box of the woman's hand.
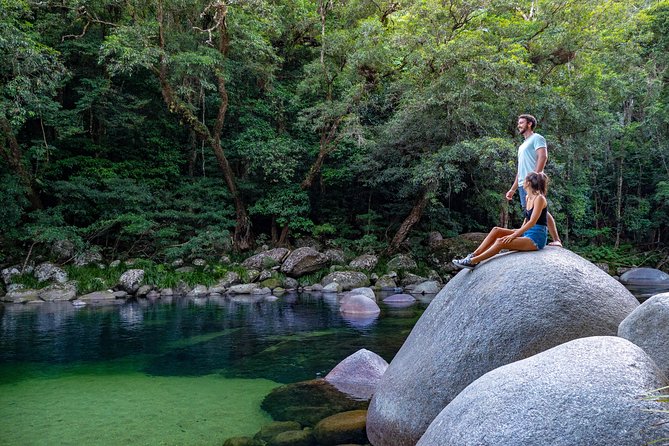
[500,234,516,244]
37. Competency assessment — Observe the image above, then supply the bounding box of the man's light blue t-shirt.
[517,133,546,185]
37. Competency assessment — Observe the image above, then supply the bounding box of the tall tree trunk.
[0,117,43,210]
[386,183,435,255]
[615,157,623,249]
[155,0,252,251]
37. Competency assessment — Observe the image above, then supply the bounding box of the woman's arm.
[501,196,547,244]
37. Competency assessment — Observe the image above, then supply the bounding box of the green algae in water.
[0,363,278,446]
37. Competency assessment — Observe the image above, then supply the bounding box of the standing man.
[505,114,562,246]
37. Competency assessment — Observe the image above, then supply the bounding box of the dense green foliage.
[1,0,669,265]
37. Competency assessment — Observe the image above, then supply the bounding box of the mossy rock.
[261,278,283,289]
[313,410,368,446]
[254,421,302,443]
[268,428,315,446]
[261,379,368,427]
[222,436,262,446]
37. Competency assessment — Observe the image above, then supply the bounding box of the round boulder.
[387,255,417,271]
[417,336,669,446]
[242,248,289,269]
[325,349,389,400]
[321,271,370,291]
[383,294,415,304]
[280,247,329,277]
[34,262,68,284]
[118,269,144,294]
[349,255,378,271]
[314,410,368,446]
[366,249,639,446]
[620,267,669,301]
[619,292,669,377]
[339,295,380,316]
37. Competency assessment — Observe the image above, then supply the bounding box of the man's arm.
[535,147,547,172]
[505,175,518,201]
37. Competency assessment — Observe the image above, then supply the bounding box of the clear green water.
[0,292,427,445]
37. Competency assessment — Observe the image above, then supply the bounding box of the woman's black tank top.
[524,206,548,226]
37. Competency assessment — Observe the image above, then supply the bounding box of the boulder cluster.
[366,249,669,446]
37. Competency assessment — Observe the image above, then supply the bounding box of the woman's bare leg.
[472,237,538,264]
[473,227,515,256]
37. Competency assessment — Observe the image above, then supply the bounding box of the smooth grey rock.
[323,282,342,293]
[38,282,77,301]
[109,260,121,268]
[186,285,208,296]
[78,291,116,301]
[321,271,370,291]
[242,248,289,269]
[387,255,417,271]
[208,285,227,294]
[349,254,378,271]
[367,249,640,446]
[192,258,207,266]
[340,295,380,315]
[283,277,299,290]
[216,271,241,288]
[325,349,388,400]
[620,267,669,301]
[311,284,324,292]
[400,273,427,287]
[2,289,40,303]
[1,266,21,285]
[411,280,440,294]
[113,290,128,299]
[348,287,375,300]
[74,250,103,267]
[417,336,669,446]
[136,285,153,297]
[160,288,174,297]
[324,249,346,265]
[280,247,329,277]
[34,262,68,283]
[229,283,259,294]
[252,287,272,295]
[383,293,415,303]
[427,231,443,247]
[118,269,144,294]
[619,292,669,377]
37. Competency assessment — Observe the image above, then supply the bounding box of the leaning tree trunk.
[386,182,436,255]
[155,0,252,251]
[0,117,43,210]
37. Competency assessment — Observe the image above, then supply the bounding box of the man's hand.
[505,189,515,201]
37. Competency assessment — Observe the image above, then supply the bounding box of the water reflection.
[0,292,430,383]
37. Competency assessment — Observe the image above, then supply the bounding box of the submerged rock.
[417,337,669,446]
[314,410,368,446]
[366,249,639,446]
[254,421,302,444]
[620,267,669,301]
[340,295,380,316]
[261,379,368,427]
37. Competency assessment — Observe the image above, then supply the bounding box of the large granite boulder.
[38,281,77,302]
[620,267,669,301]
[242,248,289,269]
[74,250,103,267]
[417,336,669,446]
[118,269,144,294]
[349,255,378,271]
[366,248,639,446]
[1,288,40,303]
[280,247,329,277]
[261,379,368,427]
[34,262,68,283]
[619,292,669,377]
[321,271,370,291]
[325,349,388,401]
[386,255,417,271]
[324,249,346,265]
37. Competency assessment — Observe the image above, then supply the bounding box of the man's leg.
[547,212,562,246]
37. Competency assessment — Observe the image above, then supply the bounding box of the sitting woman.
[452,171,550,270]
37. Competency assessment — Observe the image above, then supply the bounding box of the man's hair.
[518,114,537,130]
[525,171,549,195]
